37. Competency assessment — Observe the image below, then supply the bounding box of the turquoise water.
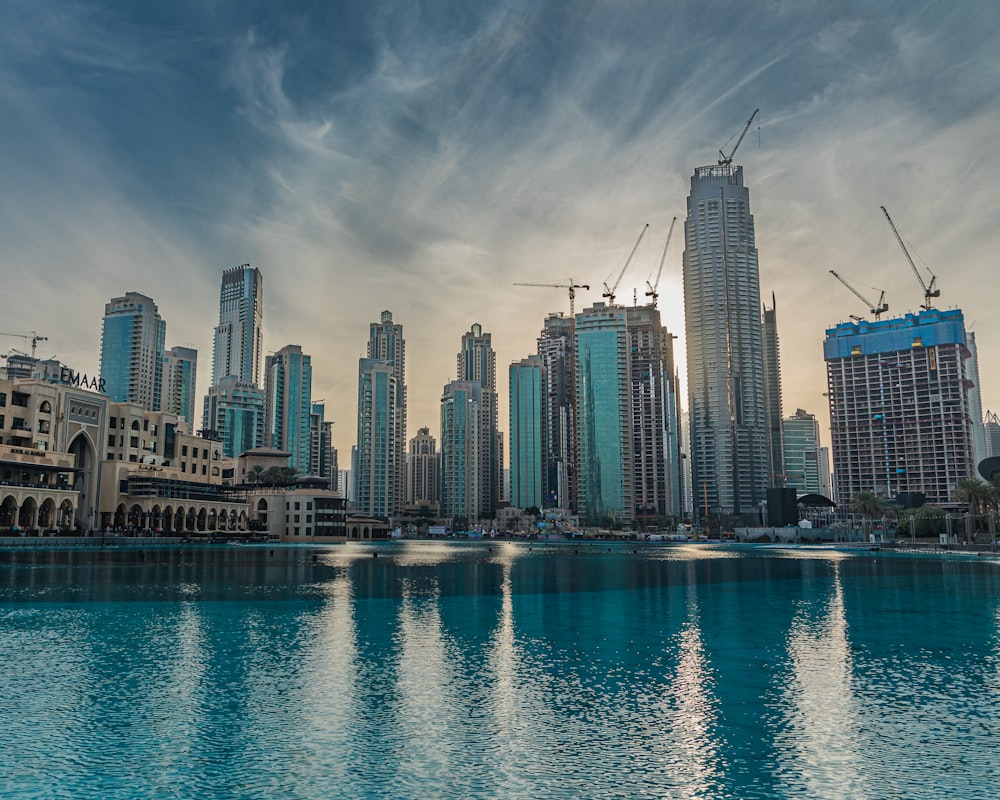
[1,542,999,799]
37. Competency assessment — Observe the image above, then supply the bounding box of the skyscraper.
[212,265,263,386]
[762,295,784,487]
[203,376,266,458]
[626,304,684,522]
[162,346,197,427]
[367,311,407,514]
[310,402,337,491]
[825,308,974,507]
[782,408,822,495]
[509,355,545,511]
[99,292,166,411]
[264,344,312,474]
[967,331,988,468]
[407,427,439,511]
[355,357,399,518]
[537,314,577,511]
[440,379,483,526]
[575,302,631,525]
[683,162,769,522]
[457,323,499,518]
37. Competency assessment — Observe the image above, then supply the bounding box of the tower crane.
[603,223,649,305]
[718,108,759,166]
[880,205,939,309]
[645,216,677,307]
[0,330,48,359]
[512,278,590,318]
[829,270,889,320]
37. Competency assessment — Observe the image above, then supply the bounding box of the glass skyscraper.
[457,323,499,519]
[366,311,407,515]
[683,163,769,522]
[212,265,263,386]
[537,314,577,511]
[265,344,312,474]
[509,355,545,511]
[440,380,483,526]
[162,346,197,427]
[355,358,398,518]
[99,292,166,411]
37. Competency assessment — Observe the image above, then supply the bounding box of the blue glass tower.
[99,292,166,411]
[265,345,313,474]
[509,356,545,510]
[355,358,398,518]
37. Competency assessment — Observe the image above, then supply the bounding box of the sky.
[2,0,999,461]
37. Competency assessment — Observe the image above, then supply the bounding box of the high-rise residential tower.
[99,292,167,411]
[537,314,578,511]
[762,294,784,487]
[967,331,988,469]
[509,355,545,511]
[407,427,439,512]
[575,302,631,525]
[355,358,399,518]
[782,408,822,496]
[683,162,769,522]
[203,377,266,458]
[457,323,500,518]
[367,311,407,514]
[212,265,263,386]
[310,402,337,491]
[440,380,484,526]
[264,344,313,474]
[162,346,197,427]
[825,308,974,507]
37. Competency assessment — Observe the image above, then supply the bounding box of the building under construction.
[824,308,974,508]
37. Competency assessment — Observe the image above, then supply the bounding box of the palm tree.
[849,491,885,539]
[956,477,989,532]
[247,465,266,486]
[262,466,284,487]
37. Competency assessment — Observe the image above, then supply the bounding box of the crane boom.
[718,108,759,166]
[603,223,649,305]
[880,205,939,309]
[513,278,590,317]
[645,216,677,307]
[0,330,48,359]
[829,270,889,320]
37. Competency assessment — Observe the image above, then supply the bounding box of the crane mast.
[718,108,759,166]
[0,330,48,359]
[880,205,939,309]
[829,270,889,320]
[602,223,649,305]
[645,216,677,307]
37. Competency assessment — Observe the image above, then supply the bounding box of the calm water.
[1,542,999,799]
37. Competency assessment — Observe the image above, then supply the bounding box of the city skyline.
[1,2,998,460]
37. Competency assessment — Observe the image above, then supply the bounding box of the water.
[1,542,999,799]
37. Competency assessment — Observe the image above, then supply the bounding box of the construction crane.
[881,205,939,309]
[718,108,759,166]
[512,278,590,318]
[603,223,649,305]
[829,270,889,320]
[645,216,677,307]
[0,330,48,359]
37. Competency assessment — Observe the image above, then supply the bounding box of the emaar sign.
[59,366,106,393]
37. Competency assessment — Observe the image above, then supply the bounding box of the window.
[108,435,115,447]
[181,463,186,473]
[181,445,188,456]
[110,417,117,429]
[143,419,149,431]
[0,393,5,407]
[202,449,208,459]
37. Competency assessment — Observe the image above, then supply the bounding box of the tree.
[956,477,989,531]
[247,465,266,486]
[849,491,885,538]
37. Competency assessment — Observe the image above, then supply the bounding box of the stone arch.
[174,506,185,532]
[39,400,52,414]
[185,508,196,530]
[1,495,18,528]
[18,497,37,530]
[207,508,218,530]
[228,510,237,529]
[68,432,98,532]
[59,499,75,529]
[38,497,57,529]
[150,505,162,532]
[238,511,248,531]
[129,503,143,531]
[197,508,207,531]
[114,504,126,529]
[130,419,140,431]
[256,498,268,526]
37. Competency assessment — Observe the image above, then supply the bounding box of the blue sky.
[2,0,999,457]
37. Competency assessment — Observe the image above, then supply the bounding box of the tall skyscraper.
[355,357,399,518]
[212,265,263,386]
[683,162,769,522]
[967,331,988,469]
[264,344,312,474]
[440,380,483,526]
[575,302,631,525]
[367,311,407,514]
[509,355,545,511]
[626,304,684,522]
[99,292,166,411]
[537,314,578,511]
[162,346,197,427]
[825,308,974,507]
[309,402,337,491]
[762,294,784,487]
[203,377,266,458]
[782,408,822,495]
[985,411,1000,459]
[407,427,439,511]
[457,323,499,518]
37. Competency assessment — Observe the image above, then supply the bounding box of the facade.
[264,344,313,474]
[407,426,439,511]
[967,332,989,468]
[355,358,398,518]
[575,302,631,525]
[683,163,769,521]
[203,377,266,458]
[211,265,264,386]
[824,308,974,507]
[782,408,822,496]
[457,323,500,518]
[762,294,785,487]
[99,292,166,411]
[626,304,684,523]
[986,411,1000,459]
[309,402,337,491]
[162,346,197,427]
[440,380,483,526]
[536,314,578,511]
[509,355,545,511]
[366,311,407,515]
